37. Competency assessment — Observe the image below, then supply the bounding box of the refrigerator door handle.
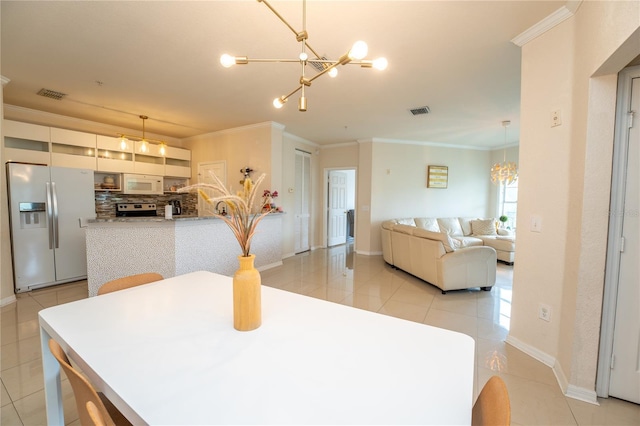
[51,182,60,249]
[46,182,55,249]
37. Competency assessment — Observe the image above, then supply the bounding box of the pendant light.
[220,0,387,112]
[116,115,167,156]
[490,120,518,185]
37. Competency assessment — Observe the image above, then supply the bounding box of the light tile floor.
[2,243,639,425]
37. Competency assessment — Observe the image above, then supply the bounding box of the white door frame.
[197,161,226,216]
[322,167,357,248]
[596,64,640,398]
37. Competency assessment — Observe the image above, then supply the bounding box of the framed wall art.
[427,165,448,188]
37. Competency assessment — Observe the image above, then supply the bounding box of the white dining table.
[39,270,475,425]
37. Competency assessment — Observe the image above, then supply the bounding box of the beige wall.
[510,0,640,399]
[366,140,492,254]
[182,122,278,191]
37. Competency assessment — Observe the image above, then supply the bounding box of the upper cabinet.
[50,128,96,169]
[134,141,165,175]
[3,120,191,179]
[3,120,51,165]
[164,146,191,178]
[97,135,134,173]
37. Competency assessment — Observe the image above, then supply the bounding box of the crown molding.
[3,104,181,143]
[283,131,319,148]
[368,137,493,151]
[511,2,582,47]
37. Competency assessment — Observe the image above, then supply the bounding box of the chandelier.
[490,120,518,185]
[117,115,167,156]
[219,0,388,111]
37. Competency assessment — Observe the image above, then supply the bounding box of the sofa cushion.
[414,217,440,232]
[437,218,464,236]
[458,217,477,236]
[414,228,456,253]
[471,219,497,236]
[452,236,484,248]
[478,236,516,252]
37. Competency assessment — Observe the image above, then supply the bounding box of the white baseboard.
[355,250,382,256]
[282,252,296,259]
[257,261,282,272]
[1,294,17,307]
[566,384,599,405]
[506,335,555,367]
[505,335,599,405]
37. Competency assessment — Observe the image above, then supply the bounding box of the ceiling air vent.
[37,88,67,101]
[410,106,430,116]
[309,56,329,73]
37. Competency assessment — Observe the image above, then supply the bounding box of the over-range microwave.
[122,174,164,195]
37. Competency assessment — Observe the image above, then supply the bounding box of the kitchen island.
[86,214,283,296]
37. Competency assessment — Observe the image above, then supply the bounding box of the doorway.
[325,168,356,247]
[197,161,226,216]
[597,65,640,404]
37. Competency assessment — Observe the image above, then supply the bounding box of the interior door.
[294,151,310,253]
[197,161,226,216]
[327,171,347,247]
[609,75,640,404]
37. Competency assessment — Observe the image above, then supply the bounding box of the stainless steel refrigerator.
[6,163,96,292]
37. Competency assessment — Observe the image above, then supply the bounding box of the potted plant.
[499,215,509,228]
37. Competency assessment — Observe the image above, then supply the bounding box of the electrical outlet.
[551,110,562,127]
[539,303,551,322]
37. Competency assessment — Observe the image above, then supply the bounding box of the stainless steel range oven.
[115,203,158,217]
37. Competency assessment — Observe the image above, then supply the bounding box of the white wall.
[367,140,492,254]
[509,0,640,401]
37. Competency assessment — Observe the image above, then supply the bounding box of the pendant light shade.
[116,115,166,156]
[491,121,518,185]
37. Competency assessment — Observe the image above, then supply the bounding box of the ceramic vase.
[233,254,262,331]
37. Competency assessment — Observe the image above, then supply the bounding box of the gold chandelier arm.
[259,0,298,36]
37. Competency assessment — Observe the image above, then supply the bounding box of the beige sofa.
[381,217,509,293]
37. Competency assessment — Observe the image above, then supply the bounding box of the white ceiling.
[1,1,565,148]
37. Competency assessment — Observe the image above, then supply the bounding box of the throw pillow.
[471,219,497,236]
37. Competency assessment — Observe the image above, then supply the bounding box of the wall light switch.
[530,215,542,233]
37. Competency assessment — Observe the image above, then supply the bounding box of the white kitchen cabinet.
[50,128,97,169]
[134,141,165,175]
[164,145,191,178]
[96,135,134,173]
[3,120,51,165]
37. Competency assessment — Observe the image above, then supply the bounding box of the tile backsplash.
[95,191,198,218]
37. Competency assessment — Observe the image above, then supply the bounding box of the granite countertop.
[89,213,284,223]
[89,215,212,223]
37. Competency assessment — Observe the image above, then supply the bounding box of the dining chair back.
[472,375,511,426]
[98,272,163,295]
[87,401,107,426]
[48,339,130,426]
